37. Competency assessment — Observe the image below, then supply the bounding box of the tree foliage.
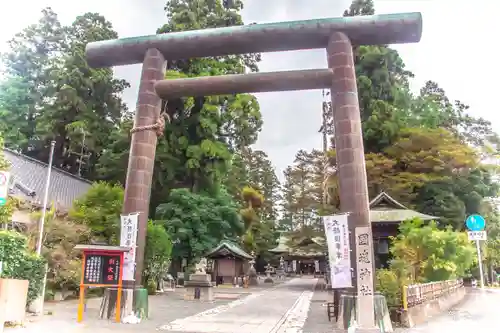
[70,182,123,244]
[28,206,91,292]
[97,0,263,219]
[0,8,129,179]
[389,219,475,282]
[281,149,329,230]
[143,220,173,286]
[320,0,500,233]
[0,134,15,226]
[225,148,281,221]
[156,188,244,268]
[0,231,46,304]
[279,0,500,287]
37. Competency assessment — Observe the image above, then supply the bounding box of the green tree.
[69,182,124,244]
[408,81,500,151]
[228,148,281,221]
[343,0,414,153]
[0,134,14,226]
[155,188,244,269]
[28,206,91,293]
[0,8,129,179]
[282,149,328,229]
[389,219,475,282]
[97,0,263,216]
[240,186,263,252]
[327,127,481,224]
[143,220,173,287]
[0,231,46,304]
[479,200,500,279]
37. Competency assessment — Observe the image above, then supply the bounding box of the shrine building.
[270,192,439,270]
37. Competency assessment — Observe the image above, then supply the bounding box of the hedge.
[0,230,46,304]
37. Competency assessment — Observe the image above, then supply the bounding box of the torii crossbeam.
[85,12,422,329]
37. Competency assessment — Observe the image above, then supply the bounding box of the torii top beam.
[85,12,422,68]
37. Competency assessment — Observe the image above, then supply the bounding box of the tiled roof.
[205,240,254,260]
[369,191,439,222]
[269,236,325,257]
[369,191,408,210]
[3,148,92,210]
[370,209,438,223]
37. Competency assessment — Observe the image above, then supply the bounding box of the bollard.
[402,285,408,311]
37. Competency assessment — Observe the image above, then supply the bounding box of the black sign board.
[83,254,121,285]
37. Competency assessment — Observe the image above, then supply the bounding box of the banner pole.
[476,240,485,289]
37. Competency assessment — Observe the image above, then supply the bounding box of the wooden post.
[77,252,86,323]
[402,285,408,311]
[115,252,125,323]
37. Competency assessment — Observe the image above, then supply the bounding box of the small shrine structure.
[369,192,439,267]
[269,236,326,275]
[205,240,253,285]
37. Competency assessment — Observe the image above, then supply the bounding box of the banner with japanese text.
[120,213,139,281]
[323,214,352,288]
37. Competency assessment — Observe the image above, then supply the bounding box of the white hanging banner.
[120,213,139,281]
[355,226,375,328]
[323,214,352,288]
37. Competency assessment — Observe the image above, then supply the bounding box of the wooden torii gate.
[85,12,422,329]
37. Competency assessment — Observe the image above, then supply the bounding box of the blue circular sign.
[465,215,486,231]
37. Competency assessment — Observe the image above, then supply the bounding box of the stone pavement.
[160,277,318,333]
[4,277,319,333]
[9,280,498,333]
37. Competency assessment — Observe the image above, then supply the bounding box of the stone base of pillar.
[184,274,214,301]
[99,287,149,321]
[336,292,393,332]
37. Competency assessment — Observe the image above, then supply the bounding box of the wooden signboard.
[75,245,129,323]
[83,254,121,286]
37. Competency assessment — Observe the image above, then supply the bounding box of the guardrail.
[402,279,463,310]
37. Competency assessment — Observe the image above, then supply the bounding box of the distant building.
[270,191,440,270]
[3,148,92,228]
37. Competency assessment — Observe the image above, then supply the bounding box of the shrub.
[28,207,90,293]
[143,220,172,286]
[0,231,46,304]
[376,269,402,309]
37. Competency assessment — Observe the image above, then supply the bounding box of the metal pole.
[36,140,55,255]
[476,240,485,289]
[78,130,86,177]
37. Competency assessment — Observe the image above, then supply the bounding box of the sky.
[0,0,498,180]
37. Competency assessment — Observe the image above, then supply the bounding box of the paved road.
[5,278,319,333]
[160,277,317,333]
[400,288,500,333]
[6,282,499,333]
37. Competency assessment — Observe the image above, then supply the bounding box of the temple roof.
[369,192,439,223]
[269,192,439,254]
[269,236,324,256]
[205,240,253,260]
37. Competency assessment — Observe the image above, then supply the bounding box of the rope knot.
[130,112,170,137]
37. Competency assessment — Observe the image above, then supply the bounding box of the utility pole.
[31,140,55,316]
[77,129,86,177]
[36,140,55,255]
